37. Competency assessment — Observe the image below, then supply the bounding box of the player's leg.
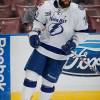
[23,50,47,100]
[39,58,66,100]
[23,70,39,100]
[39,78,55,100]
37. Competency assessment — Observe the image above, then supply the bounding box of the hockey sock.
[22,78,37,100]
[39,85,55,100]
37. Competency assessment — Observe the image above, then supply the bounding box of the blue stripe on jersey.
[41,42,66,55]
[74,28,96,33]
[34,18,46,26]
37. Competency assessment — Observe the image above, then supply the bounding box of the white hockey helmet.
[56,0,71,8]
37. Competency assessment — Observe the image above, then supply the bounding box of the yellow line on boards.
[11,91,100,100]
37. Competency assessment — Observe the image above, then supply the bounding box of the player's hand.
[29,35,41,48]
[62,39,76,55]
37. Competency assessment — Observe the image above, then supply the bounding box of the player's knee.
[42,78,54,87]
[25,70,39,81]
[23,70,39,88]
[41,78,55,93]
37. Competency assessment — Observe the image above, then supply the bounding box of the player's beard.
[59,0,71,8]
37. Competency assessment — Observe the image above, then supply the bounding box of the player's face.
[59,0,71,8]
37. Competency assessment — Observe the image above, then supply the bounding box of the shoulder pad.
[78,4,85,10]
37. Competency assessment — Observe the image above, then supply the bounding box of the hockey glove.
[62,39,76,55]
[29,35,41,48]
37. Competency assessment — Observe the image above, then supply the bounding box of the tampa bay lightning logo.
[48,23,63,36]
[62,39,100,77]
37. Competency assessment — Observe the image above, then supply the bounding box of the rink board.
[0,33,100,100]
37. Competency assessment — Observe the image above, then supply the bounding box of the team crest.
[48,23,63,36]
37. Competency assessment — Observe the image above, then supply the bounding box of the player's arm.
[28,3,47,48]
[62,5,88,55]
[74,6,96,33]
[74,5,89,32]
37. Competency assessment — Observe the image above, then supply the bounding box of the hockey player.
[21,0,44,32]
[23,0,88,100]
[21,6,38,32]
